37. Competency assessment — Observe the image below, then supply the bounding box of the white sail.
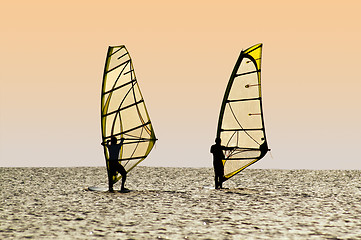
[101,45,156,183]
[217,44,269,179]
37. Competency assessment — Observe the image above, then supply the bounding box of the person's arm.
[222,146,236,151]
[101,140,110,146]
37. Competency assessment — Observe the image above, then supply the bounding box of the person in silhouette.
[101,137,128,192]
[210,137,236,189]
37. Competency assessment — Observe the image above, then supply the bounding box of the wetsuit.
[106,143,127,191]
[211,144,234,189]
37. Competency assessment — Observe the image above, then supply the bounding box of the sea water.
[1,167,361,239]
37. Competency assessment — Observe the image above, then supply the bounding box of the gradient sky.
[1,1,360,169]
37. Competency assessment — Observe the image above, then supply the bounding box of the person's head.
[110,136,117,144]
[215,137,221,145]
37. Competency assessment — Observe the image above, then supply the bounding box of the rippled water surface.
[1,167,361,239]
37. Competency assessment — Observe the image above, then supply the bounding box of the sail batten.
[216,43,269,181]
[101,45,156,183]
[109,46,125,56]
[106,59,131,73]
[221,128,264,132]
[117,52,129,59]
[124,69,134,75]
[102,100,145,117]
[235,69,260,77]
[226,97,261,103]
[103,80,136,95]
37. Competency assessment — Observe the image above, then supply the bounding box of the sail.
[217,43,269,180]
[101,45,156,184]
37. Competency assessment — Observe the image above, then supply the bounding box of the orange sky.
[1,1,361,169]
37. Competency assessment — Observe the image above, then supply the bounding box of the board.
[88,186,131,193]
[88,186,109,192]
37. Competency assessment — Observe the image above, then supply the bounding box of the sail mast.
[217,50,244,139]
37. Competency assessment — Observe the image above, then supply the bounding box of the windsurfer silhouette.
[210,138,236,189]
[101,137,128,192]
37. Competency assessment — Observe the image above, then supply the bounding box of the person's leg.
[108,172,114,192]
[215,176,219,189]
[219,166,224,189]
[121,173,126,190]
[118,164,127,191]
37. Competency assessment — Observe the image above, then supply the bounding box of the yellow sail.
[101,45,156,183]
[217,44,269,180]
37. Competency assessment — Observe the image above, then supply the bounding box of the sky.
[1,1,360,169]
